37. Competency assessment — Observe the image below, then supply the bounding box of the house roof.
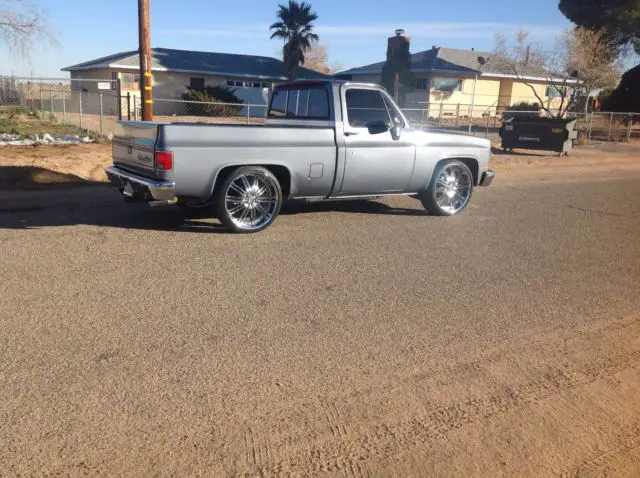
[62,48,328,81]
[335,46,560,81]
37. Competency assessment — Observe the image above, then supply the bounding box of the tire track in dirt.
[565,422,640,478]
[247,317,640,476]
[243,427,272,472]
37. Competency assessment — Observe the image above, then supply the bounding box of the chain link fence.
[152,98,267,125]
[0,76,125,137]
[402,102,638,143]
[2,76,638,143]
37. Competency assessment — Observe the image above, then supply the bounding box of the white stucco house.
[62,47,328,116]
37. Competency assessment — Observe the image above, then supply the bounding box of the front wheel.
[215,166,283,233]
[419,160,473,216]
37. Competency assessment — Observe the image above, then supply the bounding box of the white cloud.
[319,23,565,40]
[158,22,566,41]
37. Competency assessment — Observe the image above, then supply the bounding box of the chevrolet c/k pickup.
[106,79,495,233]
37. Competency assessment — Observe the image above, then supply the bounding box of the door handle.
[344,131,359,136]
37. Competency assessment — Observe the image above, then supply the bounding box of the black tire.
[177,198,215,218]
[215,166,283,233]
[419,160,474,216]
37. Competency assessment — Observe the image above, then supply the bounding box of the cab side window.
[345,89,390,128]
[382,94,406,128]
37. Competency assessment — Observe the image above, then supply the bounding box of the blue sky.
[2,0,575,77]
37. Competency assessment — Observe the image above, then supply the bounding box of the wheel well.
[438,157,479,185]
[212,164,292,197]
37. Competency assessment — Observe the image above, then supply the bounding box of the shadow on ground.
[0,192,429,233]
[490,147,551,157]
[0,166,103,190]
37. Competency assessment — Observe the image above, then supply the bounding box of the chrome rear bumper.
[479,169,495,187]
[105,166,176,202]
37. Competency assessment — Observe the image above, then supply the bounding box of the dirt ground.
[0,140,638,190]
[0,143,110,189]
[1,141,639,476]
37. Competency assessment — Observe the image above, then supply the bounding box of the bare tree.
[562,28,623,114]
[0,0,55,57]
[495,28,622,118]
[302,41,329,73]
[301,41,343,74]
[494,29,581,118]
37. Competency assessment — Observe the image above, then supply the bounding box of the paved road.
[1,169,640,476]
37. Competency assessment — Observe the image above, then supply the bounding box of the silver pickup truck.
[106,79,495,233]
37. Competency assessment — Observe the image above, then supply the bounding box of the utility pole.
[138,0,153,121]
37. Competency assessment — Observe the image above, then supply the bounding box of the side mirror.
[390,125,401,140]
[367,120,389,135]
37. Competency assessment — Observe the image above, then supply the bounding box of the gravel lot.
[1,146,640,476]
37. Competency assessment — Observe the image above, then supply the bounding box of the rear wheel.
[419,160,473,216]
[177,198,214,217]
[215,166,283,233]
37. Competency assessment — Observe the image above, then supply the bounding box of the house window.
[226,80,235,86]
[111,72,118,90]
[432,77,463,93]
[121,73,140,91]
[190,77,205,91]
[415,78,429,90]
[546,85,567,98]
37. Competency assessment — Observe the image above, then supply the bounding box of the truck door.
[337,86,415,196]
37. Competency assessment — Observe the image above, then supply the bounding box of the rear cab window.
[268,85,330,120]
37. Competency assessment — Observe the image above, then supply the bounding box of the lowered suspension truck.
[106,79,495,233]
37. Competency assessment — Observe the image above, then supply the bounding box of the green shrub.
[503,101,541,118]
[181,86,244,117]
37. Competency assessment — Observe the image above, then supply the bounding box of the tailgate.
[112,121,159,176]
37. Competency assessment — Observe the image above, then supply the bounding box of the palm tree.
[270,0,319,80]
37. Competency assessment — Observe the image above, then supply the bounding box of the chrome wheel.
[224,170,280,232]
[434,163,473,214]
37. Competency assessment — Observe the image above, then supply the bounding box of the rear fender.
[207,162,294,199]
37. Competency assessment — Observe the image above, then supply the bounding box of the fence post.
[607,112,613,141]
[62,94,66,123]
[247,104,250,124]
[99,93,104,134]
[126,93,131,121]
[438,103,443,127]
[116,78,122,120]
[626,113,633,142]
[79,91,83,129]
[39,90,43,112]
[587,113,593,141]
[50,91,54,116]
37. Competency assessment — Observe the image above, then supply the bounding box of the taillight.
[154,151,173,171]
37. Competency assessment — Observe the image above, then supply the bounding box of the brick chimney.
[387,29,411,61]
